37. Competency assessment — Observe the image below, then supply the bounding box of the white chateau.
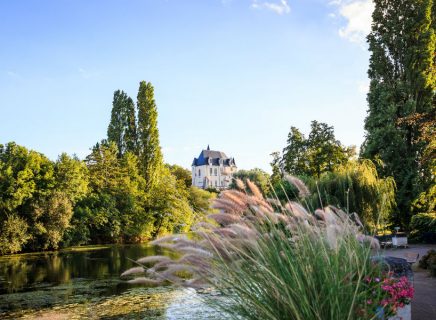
[192,146,237,189]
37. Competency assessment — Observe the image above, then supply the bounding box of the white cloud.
[251,0,290,15]
[330,0,374,44]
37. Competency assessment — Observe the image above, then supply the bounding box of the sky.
[0,0,374,172]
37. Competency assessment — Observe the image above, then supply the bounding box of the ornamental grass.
[123,178,411,320]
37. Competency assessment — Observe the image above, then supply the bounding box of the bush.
[419,250,436,277]
[410,212,436,242]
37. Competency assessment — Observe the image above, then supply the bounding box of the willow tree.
[361,0,435,227]
[307,160,396,232]
[107,90,137,157]
[137,81,164,190]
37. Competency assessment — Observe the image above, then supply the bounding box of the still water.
[0,244,219,319]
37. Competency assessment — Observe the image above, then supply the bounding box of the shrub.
[410,212,436,242]
[419,250,436,277]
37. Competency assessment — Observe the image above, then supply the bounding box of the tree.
[361,0,435,227]
[281,121,354,178]
[230,168,271,195]
[306,160,396,232]
[0,142,76,252]
[54,153,89,204]
[282,127,308,176]
[107,90,137,157]
[31,191,73,250]
[187,186,215,214]
[0,214,30,255]
[137,81,164,189]
[146,167,193,238]
[77,143,151,243]
[270,151,283,186]
[0,142,55,216]
[167,164,192,188]
[307,121,355,178]
[86,141,121,193]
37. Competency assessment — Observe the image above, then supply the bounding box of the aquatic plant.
[124,178,409,319]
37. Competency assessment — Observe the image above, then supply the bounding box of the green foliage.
[55,153,89,203]
[0,214,30,255]
[137,81,163,190]
[30,191,74,250]
[0,142,55,215]
[167,164,192,188]
[306,160,396,231]
[412,183,436,215]
[230,168,271,195]
[0,81,207,255]
[166,164,215,215]
[187,186,215,213]
[269,151,282,185]
[282,121,355,178]
[107,90,137,157]
[361,0,436,227]
[282,126,307,176]
[146,167,194,237]
[271,179,300,202]
[78,143,151,243]
[419,250,436,277]
[410,212,436,241]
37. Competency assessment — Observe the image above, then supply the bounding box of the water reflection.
[0,245,171,315]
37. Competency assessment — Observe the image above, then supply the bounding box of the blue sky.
[0,0,374,171]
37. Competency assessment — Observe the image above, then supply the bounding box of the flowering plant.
[360,272,414,318]
[380,275,414,316]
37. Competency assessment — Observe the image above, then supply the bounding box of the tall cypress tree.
[361,0,435,227]
[136,81,163,189]
[107,90,137,157]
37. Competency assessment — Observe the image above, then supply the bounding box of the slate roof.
[192,146,236,167]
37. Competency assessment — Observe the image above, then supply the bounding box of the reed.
[126,178,385,319]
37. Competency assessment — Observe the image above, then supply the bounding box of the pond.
[0,244,220,319]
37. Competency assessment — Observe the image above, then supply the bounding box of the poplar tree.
[361,0,435,227]
[107,90,137,157]
[136,81,164,189]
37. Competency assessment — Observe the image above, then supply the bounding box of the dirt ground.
[381,244,436,320]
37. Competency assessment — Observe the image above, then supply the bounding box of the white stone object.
[388,304,411,320]
[392,236,408,248]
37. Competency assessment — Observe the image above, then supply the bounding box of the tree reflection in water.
[0,244,188,318]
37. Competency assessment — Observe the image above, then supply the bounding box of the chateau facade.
[192,146,237,189]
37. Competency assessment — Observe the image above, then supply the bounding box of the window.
[198,169,201,177]
[210,168,212,175]
[215,181,217,187]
